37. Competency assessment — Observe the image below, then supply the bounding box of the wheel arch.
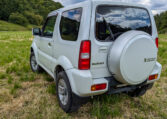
[54,65,65,81]
[31,42,39,64]
[53,62,77,95]
[31,47,34,53]
[52,56,74,79]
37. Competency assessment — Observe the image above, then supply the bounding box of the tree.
[9,13,29,26]
[0,0,62,25]
[154,11,167,33]
[24,11,43,25]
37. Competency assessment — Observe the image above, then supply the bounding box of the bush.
[24,11,43,26]
[159,29,167,34]
[9,13,29,26]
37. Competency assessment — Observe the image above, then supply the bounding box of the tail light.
[91,83,107,91]
[155,37,158,48]
[149,74,158,81]
[78,40,91,70]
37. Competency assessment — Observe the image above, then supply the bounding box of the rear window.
[60,8,82,41]
[96,6,152,41]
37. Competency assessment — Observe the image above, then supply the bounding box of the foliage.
[24,11,43,26]
[155,11,167,34]
[9,13,29,26]
[0,20,28,31]
[0,0,62,26]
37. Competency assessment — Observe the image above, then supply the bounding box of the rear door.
[89,2,153,79]
[89,3,112,79]
[38,15,57,70]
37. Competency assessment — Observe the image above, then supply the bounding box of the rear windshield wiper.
[103,17,115,41]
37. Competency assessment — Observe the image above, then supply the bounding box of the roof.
[48,0,149,17]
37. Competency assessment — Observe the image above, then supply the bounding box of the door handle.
[48,42,52,46]
[99,46,108,52]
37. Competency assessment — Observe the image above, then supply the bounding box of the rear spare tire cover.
[108,31,157,85]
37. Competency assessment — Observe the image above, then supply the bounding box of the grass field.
[0,31,167,119]
[0,20,40,31]
[0,21,28,31]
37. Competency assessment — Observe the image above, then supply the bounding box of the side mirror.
[33,28,41,36]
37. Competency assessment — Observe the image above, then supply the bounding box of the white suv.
[30,0,162,113]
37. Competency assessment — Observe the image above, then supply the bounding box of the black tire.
[30,52,43,73]
[56,71,81,113]
[128,83,154,97]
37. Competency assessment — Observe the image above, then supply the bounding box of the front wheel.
[56,71,81,113]
[30,52,43,73]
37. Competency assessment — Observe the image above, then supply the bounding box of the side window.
[60,8,82,41]
[42,15,57,37]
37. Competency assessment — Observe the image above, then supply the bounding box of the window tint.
[96,6,152,41]
[42,16,57,37]
[60,8,82,41]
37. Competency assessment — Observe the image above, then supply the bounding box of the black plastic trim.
[105,77,148,94]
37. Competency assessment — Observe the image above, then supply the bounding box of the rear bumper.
[66,62,162,97]
[66,69,108,97]
[146,62,162,84]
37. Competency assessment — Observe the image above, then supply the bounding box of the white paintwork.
[31,0,162,97]
[108,31,157,85]
[89,0,158,79]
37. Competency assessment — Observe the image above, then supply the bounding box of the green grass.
[0,31,167,119]
[0,20,41,31]
[0,20,28,31]
[10,82,22,95]
[0,72,6,79]
[8,75,13,84]
[47,83,56,95]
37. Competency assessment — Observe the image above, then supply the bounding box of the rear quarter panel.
[52,1,92,70]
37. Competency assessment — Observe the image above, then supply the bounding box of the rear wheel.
[128,83,154,97]
[30,52,43,73]
[56,71,81,113]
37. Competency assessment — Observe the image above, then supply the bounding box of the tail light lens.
[149,74,158,81]
[91,83,107,91]
[78,40,91,70]
[155,37,158,48]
